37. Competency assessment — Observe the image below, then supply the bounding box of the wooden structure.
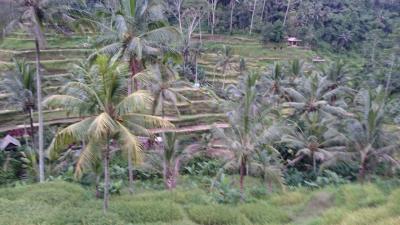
[0,135,21,151]
[312,56,326,63]
[287,37,302,47]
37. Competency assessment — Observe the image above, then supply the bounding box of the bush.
[339,206,391,225]
[308,208,347,225]
[261,21,284,44]
[110,200,184,224]
[0,198,57,225]
[187,205,250,225]
[336,184,386,209]
[0,181,89,207]
[239,203,291,224]
[269,190,308,206]
[47,205,126,225]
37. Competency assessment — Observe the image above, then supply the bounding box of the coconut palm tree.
[213,45,235,89]
[212,72,262,195]
[44,55,172,212]
[139,63,190,118]
[1,59,36,148]
[260,63,287,104]
[282,113,348,174]
[318,60,353,104]
[282,74,353,118]
[90,0,180,93]
[346,87,400,182]
[148,132,201,189]
[4,0,78,183]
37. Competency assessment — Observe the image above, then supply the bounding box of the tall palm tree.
[141,63,189,118]
[346,87,399,182]
[318,60,353,104]
[1,59,36,148]
[90,0,180,93]
[148,132,201,189]
[44,56,172,212]
[260,63,288,105]
[4,0,77,183]
[213,45,235,89]
[213,72,261,195]
[283,113,348,174]
[282,74,353,118]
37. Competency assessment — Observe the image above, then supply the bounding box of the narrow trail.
[0,116,229,134]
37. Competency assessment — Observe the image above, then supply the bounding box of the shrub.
[187,205,250,225]
[0,181,89,207]
[47,205,126,225]
[308,208,347,225]
[110,200,184,224]
[261,21,284,44]
[336,184,386,209]
[0,198,57,225]
[375,217,400,225]
[339,206,391,225]
[239,203,291,224]
[269,190,308,206]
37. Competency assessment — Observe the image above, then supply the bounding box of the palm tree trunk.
[130,58,141,92]
[249,0,258,35]
[127,58,141,193]
[95,174,101,199]
[283,0,291,28]
[229,1,235,35]
[261,0,267,21]
[163,161,173,190]
[28,107,35,150]
[312,152,316,174]
[239,157,246,197]
[103,141,110,213]
[35,39,45,183]
[358,154,367,183]
[127,148,134,194]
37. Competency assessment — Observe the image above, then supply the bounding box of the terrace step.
[164,113,227,127]
[0,48,92,61]
[0,59,80,71]
[162,99,223,115]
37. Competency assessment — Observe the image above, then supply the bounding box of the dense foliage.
[0,0,399,223]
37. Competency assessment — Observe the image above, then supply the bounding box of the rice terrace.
[0,0,399,225]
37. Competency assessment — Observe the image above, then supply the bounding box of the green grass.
[0,36,91,50]
[0,181,399,225]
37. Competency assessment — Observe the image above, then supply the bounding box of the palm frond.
[48,117,94,160]
[117,123,143,164]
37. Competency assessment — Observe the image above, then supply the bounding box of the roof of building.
[0,135,21,150]
[287,37,302,42]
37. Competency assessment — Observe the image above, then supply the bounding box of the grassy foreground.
[0,181,399,225]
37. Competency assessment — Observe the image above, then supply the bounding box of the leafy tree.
[282,74,353,118]
[346,87,400,182]
[283,113,348,174]
[44,56,172,212]
[261,21,284,43]
[1,59,36,149]
[91,0,180,93]
[4,0,78,182]
[140,63,189,118]
[214,45,235,89]
[148,132,201,189]
[213,72,282,195]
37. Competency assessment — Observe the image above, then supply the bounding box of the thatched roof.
[287,37,302,42]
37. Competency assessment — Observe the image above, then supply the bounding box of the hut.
[287,37,302,47]
[312,56,326,63]
[0,135,21,151]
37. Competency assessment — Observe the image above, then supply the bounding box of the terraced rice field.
[0,32,321,134]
